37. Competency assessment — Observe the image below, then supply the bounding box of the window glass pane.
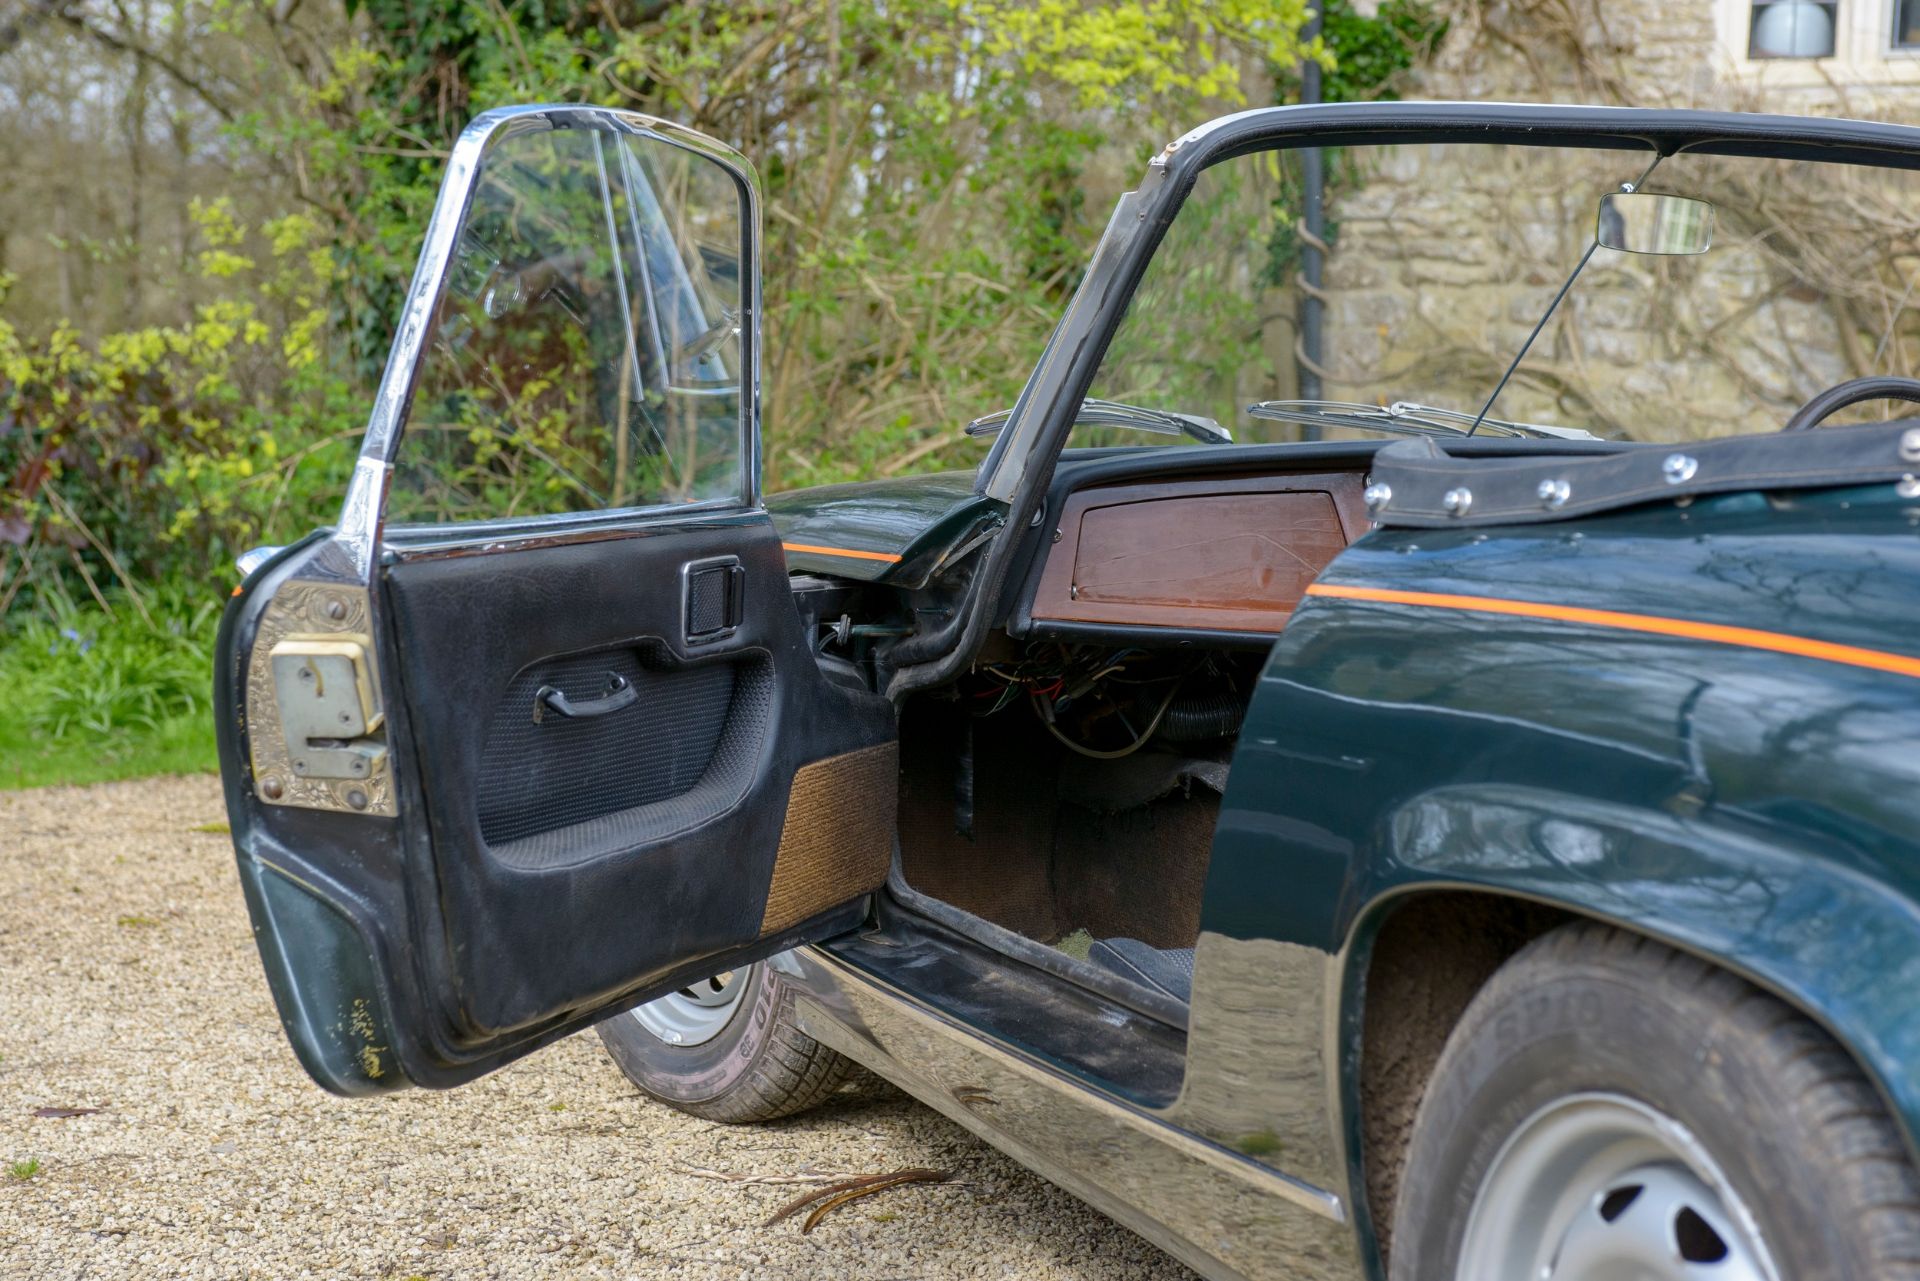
[389,126,745,525]
[1749,1,1837,58]
[1897,0,1920,47]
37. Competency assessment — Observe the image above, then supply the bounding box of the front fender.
[1352,783,1920,1154]
[1198,482,1920,1281]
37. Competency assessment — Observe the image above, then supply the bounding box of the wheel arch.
[1336,790,1920,1273]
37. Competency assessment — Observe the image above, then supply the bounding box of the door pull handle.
[534,674,637,723]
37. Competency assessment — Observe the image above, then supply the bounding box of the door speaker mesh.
[759,740,899,936]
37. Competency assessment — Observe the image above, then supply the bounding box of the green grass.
[0,711,215,789]
[0,588,221,790]
[8,1157,41,1181]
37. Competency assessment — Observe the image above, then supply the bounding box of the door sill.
[830,880,1188,1107]
[882,859,1191,1030]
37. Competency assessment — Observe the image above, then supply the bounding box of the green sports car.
[219,101,1920,1280]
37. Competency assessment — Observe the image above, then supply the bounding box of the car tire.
[596,959,859,1123]
[1389,921,1920,1281]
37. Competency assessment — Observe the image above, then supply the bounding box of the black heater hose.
[1156,690,1246,743]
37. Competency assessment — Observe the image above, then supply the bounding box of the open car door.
[215,107,897,1095]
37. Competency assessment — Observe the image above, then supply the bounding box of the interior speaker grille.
[759,741,899,936]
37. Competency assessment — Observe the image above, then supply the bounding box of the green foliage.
[286,0,1328,489]
[960,0,1322,107]
[1091,165,1279,425]
[0,203,361,621]
[8,1157,41,1182]
[1277,0,1449,105]
[0,713,215,790]
[3,590,217,738]
[1236,1128,1284,1157]
[0,0,1446,786]
[0,587,220,787]
[1264,0,1450,284]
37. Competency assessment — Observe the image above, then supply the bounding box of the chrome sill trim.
[804,943,1347,1225]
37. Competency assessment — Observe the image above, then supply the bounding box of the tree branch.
[51,3,238,122]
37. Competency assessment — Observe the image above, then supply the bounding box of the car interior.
[788,442,1399,1038]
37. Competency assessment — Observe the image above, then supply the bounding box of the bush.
[3,592,217,739]
[0,201,362,624]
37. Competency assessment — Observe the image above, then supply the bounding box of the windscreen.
[1079,142,1920,447]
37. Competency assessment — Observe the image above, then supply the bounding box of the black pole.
[1297,7,1325,439]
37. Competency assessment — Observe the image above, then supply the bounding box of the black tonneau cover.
[1365,419,1920,527]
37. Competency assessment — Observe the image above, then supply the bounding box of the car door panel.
[381,518,894,1044]
[224,513,897,1096]
[219,106,900,1096]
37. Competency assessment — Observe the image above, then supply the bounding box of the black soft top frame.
[1161,102,1920,176]
[1365,420,1920,527]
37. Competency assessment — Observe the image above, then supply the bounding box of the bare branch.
[50,2,238,122]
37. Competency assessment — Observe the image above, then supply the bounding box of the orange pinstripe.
[1304,583,1920,682]
[780,541,904,564]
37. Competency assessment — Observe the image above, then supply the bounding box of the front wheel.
[1390,922,1920,1281]
[597,959,858,1123]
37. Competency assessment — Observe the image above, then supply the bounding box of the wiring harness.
[966,644,1244,760]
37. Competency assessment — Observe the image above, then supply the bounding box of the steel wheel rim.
[1457,1092,1778,1281]
[628,966,750,1047]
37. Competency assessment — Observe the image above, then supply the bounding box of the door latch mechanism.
[268,636,387,781]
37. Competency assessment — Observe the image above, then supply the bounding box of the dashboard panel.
[1029,472,1368,633]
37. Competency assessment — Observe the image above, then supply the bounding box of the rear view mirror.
[1595,192,1714,256]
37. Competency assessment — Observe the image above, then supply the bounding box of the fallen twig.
[762,1166,950,1232]
[801,1169,950,1234]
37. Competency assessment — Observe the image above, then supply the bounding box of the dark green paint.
[766,471,1005,586]
[238,855,407,1096]
[1205,478,1920,1167]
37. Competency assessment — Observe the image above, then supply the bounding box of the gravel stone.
[0,776,1197,1280]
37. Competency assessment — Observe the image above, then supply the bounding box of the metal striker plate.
[269,637,385,782]
[246,581,397,816]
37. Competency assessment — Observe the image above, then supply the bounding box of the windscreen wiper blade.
[966,397,1233,445]
[1245,399,1597,441]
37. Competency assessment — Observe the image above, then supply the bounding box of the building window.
[1897,0,1920,47]
[1749,0,1839,57]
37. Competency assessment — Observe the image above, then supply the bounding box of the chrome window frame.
[337,104,765,586]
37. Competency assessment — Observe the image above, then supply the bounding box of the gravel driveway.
[0,776,1195,1280]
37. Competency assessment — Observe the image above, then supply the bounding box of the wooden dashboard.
[1030,472,1369,633]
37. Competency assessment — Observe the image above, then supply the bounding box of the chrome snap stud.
[1902,429,1920,463]
[1899,473,1920,499]
[1537,478,1571,509]
[1443,487,1473,516]
[1363,481,1392,512]
[1663,453,1698,484]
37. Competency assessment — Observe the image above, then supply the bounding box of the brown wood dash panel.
[1032,472,1368,633]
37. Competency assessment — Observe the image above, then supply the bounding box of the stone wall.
[1312,0,1920,442]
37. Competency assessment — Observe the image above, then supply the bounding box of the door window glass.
[389,126,746,525]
